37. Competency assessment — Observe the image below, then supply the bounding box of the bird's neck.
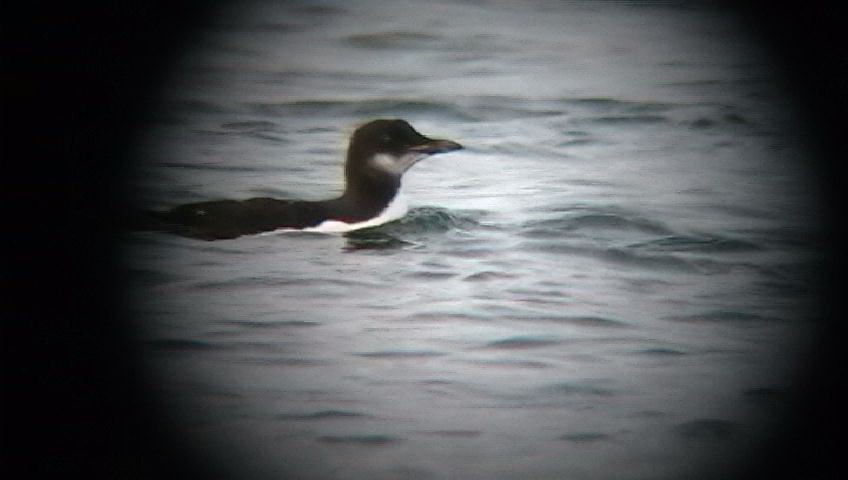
[343,162,401,210]
[341,180,400,213]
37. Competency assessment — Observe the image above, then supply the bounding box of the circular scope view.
[125,2,828,479]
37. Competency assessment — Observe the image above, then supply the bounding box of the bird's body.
[141,119,462,240]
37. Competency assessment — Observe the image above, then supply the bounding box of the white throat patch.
[369,152,427,176]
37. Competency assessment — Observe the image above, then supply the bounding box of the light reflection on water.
[128,1,824,479]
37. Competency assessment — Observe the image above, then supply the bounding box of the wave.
[218,319,321,329]
[220,120,278,131]
[559,432,612,443]
[220,93,702,129]
[247,95,582,123]
[518,206,768,273]
[561,97,673,114]
[628,233,762,253]
[484,335,560,349]
[674,419,736,440]
[317,435,401,445]
[343,30,517,56]
[539,381,617,397]
[354,350,446,359]
[664,310,771,324]
[345,31,442,49]
[521,210,672,237]
[344,207,484,250]
[519,240,717,273]
[586,115,669,126]
[419,430,483,438]
[250,98,476,122]
[275,410,369,421]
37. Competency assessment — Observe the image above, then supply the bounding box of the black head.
[345,119,463,179]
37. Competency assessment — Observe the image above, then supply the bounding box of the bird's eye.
[380,134,392,143]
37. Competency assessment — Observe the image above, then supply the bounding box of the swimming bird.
[140,119,462,240]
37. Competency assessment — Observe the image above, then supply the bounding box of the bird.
[138,119,463,240]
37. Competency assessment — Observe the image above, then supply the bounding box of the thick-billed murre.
[141,119,462,240]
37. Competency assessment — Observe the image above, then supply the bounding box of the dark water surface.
[127,1,826,479]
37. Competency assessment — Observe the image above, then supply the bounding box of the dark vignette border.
[2,2,844,479]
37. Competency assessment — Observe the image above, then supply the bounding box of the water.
[126,1,826,479]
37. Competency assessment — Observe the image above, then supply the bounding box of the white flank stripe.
[305,191,409,233]
[259,191,409,235]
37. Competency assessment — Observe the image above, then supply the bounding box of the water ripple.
[276,410,369,421]
[344,207,485,250]
[523,242,699,273]
[354,350,447,359]
[540,381,617,397]
[629,234,762,253]
[674,419,736,440]
[558,432,613,443]
[345,31,442,49]
[664,310,770,324]
[520,211,672,237]
[560,97,674,114]
[251,98,476,122]
[586,115,669,126]
[317,435,402,446]
[419,430,483,438]
[484,335,560,349]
